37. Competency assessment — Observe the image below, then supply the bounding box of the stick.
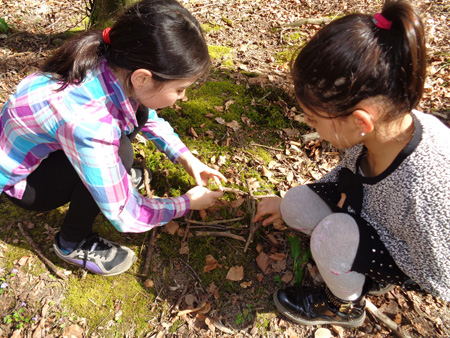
[222,187,247,195]
[141,227,158,276]
[244,179,260,253]
[195,231,246,242]
[284,17,332,27]
[250,142,284,152]
[16,222,67,280]
[186,217,246,226]
[366,298,411,338]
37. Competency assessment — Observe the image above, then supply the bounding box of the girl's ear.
[130,69,153,90]
[352,109,375,134]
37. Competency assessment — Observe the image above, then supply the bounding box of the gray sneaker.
[130,167,152,190]
[53,232,135,276]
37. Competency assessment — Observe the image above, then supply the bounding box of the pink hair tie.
[102,27,112,44]
[373,13,392,30]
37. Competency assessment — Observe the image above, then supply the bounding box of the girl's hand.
[178,152,227,186]
[186,185,224,210]
[253,197,283,226]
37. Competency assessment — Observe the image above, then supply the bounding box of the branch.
[195,231,246,242]
[16,222,67,280]
[284,17,332,27]
[366,298,411,338]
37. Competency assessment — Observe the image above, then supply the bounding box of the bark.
[89,0,137,27]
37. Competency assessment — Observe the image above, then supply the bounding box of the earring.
[359,132,366,137]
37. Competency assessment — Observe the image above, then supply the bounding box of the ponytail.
[40,31,105,89]
[380,0,427,111]
[291,0,427,119]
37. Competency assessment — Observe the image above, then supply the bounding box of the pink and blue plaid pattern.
[0,59,190,232]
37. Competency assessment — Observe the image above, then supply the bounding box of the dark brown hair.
[41,0,210,89]
[291,0,426,119]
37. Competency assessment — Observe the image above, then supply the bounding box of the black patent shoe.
[273,285,366,327]
[368,281,395,295]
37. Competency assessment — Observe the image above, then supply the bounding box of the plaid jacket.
[0,59,190,232]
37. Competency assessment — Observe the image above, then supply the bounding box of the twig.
[221,186,247,195]
[244,179,260,253]
[284,17,332,27]
[195,231,246,242]
[141,227,158,276]
[170,281,190,315]
[182,211,194,243]
[366,298,411,338]
[250,142,284,152]
[175,258,204,292]
[186,217,246,226]
[16,222,67,280]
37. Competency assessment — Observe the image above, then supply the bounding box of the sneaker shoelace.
[78,235,113,269]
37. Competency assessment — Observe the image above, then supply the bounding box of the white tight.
[280,185,366,301]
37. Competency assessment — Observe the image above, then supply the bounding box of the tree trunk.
[89,0,137,28]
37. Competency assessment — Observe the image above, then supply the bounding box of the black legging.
[7,107,148,242]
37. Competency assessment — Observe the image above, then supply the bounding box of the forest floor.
[0,0,450,337]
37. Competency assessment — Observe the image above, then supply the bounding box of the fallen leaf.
[266,233,278,245]
[256,251,270,274]
[163,221,179,235]
[269,252,286,262]
[185,294,197,308]
[214,106,224,113]
[273,220,287,231]
[226,266,244,281]
[179,242,189,255]
[189,127,198,138]
[315,328,334,338]
[63,325,84,338]
[204,255,219,273]
[240,281,253,288]
[271,259,286,273]
[215,117,226,125]
[225,100,235,110]
[281,271,293,283]
[226,120,240,131]
[207,282,220,299]
[144,279,154,288]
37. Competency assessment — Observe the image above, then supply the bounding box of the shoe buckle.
[338,302,354,314]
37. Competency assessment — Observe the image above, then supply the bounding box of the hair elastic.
[102,27,112,44]
[373,13,392,30]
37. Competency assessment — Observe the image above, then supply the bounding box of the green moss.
[208,45,234,68]
[200,23,221,34]
[64,273,156,336]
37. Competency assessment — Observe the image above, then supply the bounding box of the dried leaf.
[163,221,179,235]
[256,251,270,274]
[203,254,219,273]
[207,282,220,300]
[226,120,240,131]
[189,127,198,138]
[179,242,189,255]
[226,266,244,281]
[269,252,286,262]
[240,281,253,288]
[281,271,293,283]
[144,279,154,288]
[215,117,226,125]
[63,325,84,338]
[314,328,334,338]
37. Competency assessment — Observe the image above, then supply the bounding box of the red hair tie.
[102,27,112,44]
[373,13,392,30]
